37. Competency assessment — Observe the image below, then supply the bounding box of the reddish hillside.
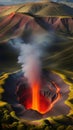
[45,17,73,34]
[0,12,73,43]
[0,1,73,43]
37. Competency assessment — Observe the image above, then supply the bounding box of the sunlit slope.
[0,2,48,17]
[0,2,73,17]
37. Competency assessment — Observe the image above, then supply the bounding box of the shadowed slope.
[36,2,73,17]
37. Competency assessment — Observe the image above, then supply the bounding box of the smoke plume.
[18,44,41,86]
[18,32,54,87]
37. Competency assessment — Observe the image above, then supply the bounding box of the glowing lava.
[31,82,51,114]
[32,82,40,111]
[17,80,61,114]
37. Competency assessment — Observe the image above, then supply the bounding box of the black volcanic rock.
[21,109,42,120]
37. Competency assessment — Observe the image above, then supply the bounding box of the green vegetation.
[0,105,73,130]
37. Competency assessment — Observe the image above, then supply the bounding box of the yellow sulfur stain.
[0,73,9,106]
[0,101,7,107]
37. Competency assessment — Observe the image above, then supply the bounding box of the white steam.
[18,44,41,86]
[18,32,54,87]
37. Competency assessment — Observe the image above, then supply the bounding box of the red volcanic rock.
[0,13,49,43]
[0,2,73,43]
[47,17,73,33]
[0,12,73,43]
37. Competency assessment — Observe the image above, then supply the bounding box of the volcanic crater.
[16,72,61,117]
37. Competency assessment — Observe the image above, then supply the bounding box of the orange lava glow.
[18,81,61,114]
[32,83,40,111]
[30,82,51,114]
[27,81,61,114]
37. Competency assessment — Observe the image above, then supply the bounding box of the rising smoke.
[18,43,41,86]
[18,32,54,87]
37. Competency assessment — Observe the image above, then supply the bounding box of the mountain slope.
[0,14,73,43]
[0,1,73,43]
[0,2,73,17]
[35,2,73,16]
